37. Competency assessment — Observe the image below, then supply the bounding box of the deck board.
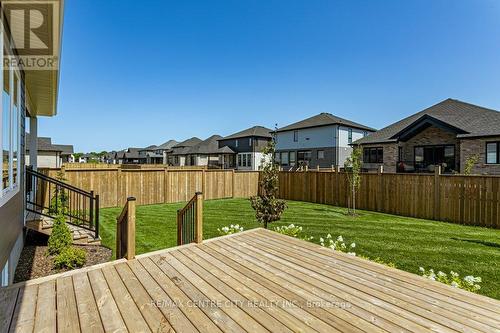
[1,228,500,333]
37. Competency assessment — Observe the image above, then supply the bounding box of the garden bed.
[14,230,112,283]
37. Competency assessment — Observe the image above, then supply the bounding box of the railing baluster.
[176,192,203,246]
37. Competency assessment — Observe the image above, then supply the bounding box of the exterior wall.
[26,151,61,168]
[218,136,270,153]
[338,126,367,147]
[361,143,398,173]
[460,136,500,174]
[276,147,336,169]
[276,125,337,150]
[400,126,458,164]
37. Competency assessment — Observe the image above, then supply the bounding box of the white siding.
[26,152,61,168]
[338,126,366,147]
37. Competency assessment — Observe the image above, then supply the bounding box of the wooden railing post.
[434,165,441,221]
[177,208,182,246]
[195,192,203,243]
[126,197,136,259]
[116,196,136,260]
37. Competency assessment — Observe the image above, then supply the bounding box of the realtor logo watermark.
[2,0,60,70]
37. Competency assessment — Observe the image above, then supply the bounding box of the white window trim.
[0,22,21,207]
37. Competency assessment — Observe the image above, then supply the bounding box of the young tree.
[464,154,479,175]
[345,146,363,215]
[250,132,287,229]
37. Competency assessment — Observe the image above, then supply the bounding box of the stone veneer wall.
[361,143,398,173]
[401,126,458,162]
[460,136,500,174]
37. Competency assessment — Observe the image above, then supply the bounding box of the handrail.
[27,168,94,196]
[177,192,203,246]
[116,197,136,260]
[26,167,100,239]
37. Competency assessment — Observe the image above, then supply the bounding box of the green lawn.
[99,198,500,300]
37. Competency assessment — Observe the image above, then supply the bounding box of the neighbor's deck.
[2,229,500,333]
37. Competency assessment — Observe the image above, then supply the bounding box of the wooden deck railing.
[116,197,136,259]
[177,192,203,245]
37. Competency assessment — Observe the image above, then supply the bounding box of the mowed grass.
[99,198,500,300]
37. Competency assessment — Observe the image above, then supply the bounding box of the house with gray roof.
[218,126,273,170]
[184,135,235,168]
[275,113,376,169]
[354,98,500,174]
[25,134,75,168]
[116,148,147,164]
[169,137,202,166]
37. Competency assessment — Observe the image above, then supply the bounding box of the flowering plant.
[217,224,244,236]
[319,234,356,256]
[419,267,482,293]
[273,224,313,241]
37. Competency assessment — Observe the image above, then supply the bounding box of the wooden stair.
[26,217,101,245]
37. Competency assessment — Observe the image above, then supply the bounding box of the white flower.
[450,271,459,278]
[419,267,425,273]
[350,243,356,248]
[319,237,324,243]
[451,281,459,288]
[437,271,447,278]
[464,276,475,285]
[337,236,344,242]
[347,252,356,256]
[327,234,332,239]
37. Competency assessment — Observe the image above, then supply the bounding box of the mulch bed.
[14,230,113,283]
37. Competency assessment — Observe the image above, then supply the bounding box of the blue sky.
[39,0,500,152]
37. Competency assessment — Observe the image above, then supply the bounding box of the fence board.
[40,168,500,228]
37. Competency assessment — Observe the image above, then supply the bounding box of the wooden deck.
[2,229,500,333]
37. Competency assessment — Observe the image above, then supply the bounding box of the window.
[249,138,252,147]
[293,130,298,142]
[297,150,312,161]
[238,154,242,166]
[289,151,296,165]
[486,142,499,164]
[398,147,403,161]
[363,131,368,137]
[281,152,289,165]
[247,154,252,167]
[348,128,353,144]
[415,147,424,162]
[1,34,21,199]
[317,150,325,159]
[235,139,238,148]
[363,147,383,163]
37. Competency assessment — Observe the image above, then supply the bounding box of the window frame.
[293,130,298,142]
[317,150,325,160]
[486,142,500,165]
[363,147,383,164]
[0,24,21,207]
[348,128,353,144]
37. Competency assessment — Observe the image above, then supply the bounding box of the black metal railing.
[177,192,203,245]
[26,167,100,239]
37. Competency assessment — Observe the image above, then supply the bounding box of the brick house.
[354,99,500,174]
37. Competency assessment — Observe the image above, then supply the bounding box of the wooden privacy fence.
[278,167,500,228]
[40,168,260,208]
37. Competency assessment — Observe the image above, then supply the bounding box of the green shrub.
[47,214,72,255]
[54,247,86,269]
[274,224,313,241]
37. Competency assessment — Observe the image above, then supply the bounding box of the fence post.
[434,165,441,221]
[335,166,340,206]
[231,169,235,198]
[164,168,169,204]
[377,165,384,212]
[195,192,203,243]
[126,197,136,259]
